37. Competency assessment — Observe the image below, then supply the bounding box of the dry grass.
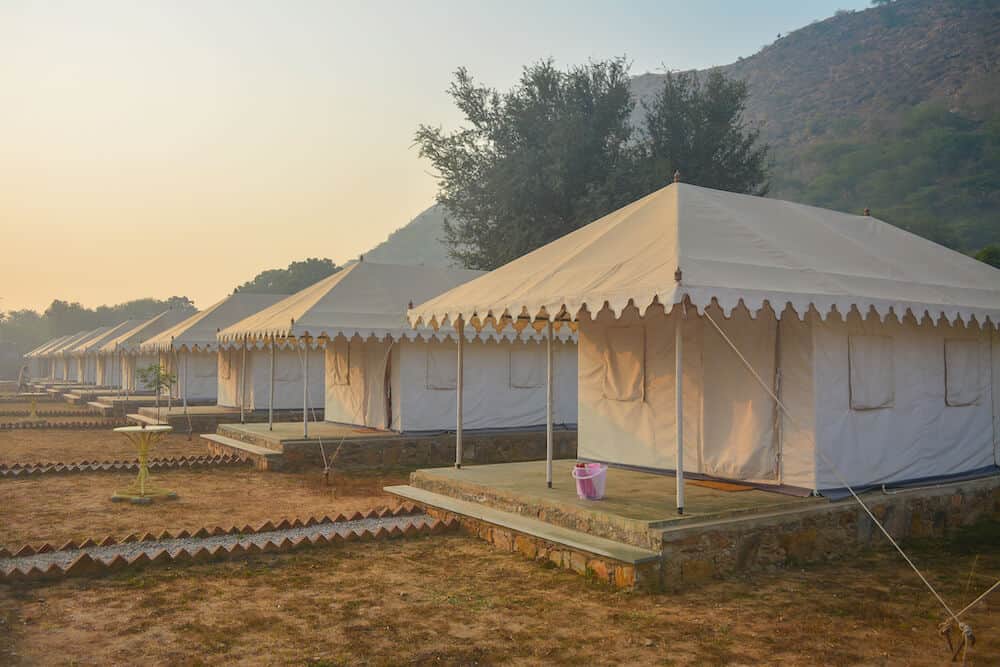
[0,467,410,548]
[0,529,998,665]
[0,430,206,465]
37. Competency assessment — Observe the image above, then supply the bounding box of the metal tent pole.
[268,336,275,431]
[240,337,247,424]
[302,337,309,438]
[546,320,554,488]
[182,349,188,414]
[166,347,173,411]
[455,319,464,469]
[675,306,685,515]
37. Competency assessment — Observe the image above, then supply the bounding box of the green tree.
[416,59,770,269]
[637,69,770,195]
[975,244,1000,269]
[234,258,341,295]
[415,58,637,269]
[0,310,47,353]
[136,363,176,421]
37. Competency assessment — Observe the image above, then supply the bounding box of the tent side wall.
[576,305,816,489]
[122,354,157,391]
[324,337,394,429]
[217,348,242,408]
[258,347,324,411]
[395,337,578,433]
[176,351,219,401]
[812,313,995,490]
[994,330,1000,466]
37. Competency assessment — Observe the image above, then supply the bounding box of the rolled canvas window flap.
[426,344,457,390]
[602,326,644,402]
[331,338,350,386]
[510,345,544,388]
[945,338,980,406]
[849,335,894,410]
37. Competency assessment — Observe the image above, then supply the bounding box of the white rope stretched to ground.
[701,307,998,663]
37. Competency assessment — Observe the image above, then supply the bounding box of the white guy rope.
[701,308,968,626]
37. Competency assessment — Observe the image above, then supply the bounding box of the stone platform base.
[212,423,577,473]
[389,462,1000,591]
[139,406,324,433]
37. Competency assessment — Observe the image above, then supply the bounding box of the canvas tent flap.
[409,183,1000,332]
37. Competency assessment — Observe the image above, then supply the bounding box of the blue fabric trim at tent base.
[578,458,815,498]
[818,465,1000,501]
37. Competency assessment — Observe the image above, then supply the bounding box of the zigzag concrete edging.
[0,455,251,478]
[0,419,128,431]
[0,506,458,582]
[0,410,102,418]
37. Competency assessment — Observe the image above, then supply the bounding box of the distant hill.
[363,205,453,267]
[368,0,1000,266]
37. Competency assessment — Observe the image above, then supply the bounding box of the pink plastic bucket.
[572,463,607,500]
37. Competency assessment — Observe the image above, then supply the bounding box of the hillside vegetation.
[373,0,1000,264]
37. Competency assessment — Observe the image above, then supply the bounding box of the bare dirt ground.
[0,430,206,465]
[0,524,997,665]
[0,468,410,548]
[1,429,997,664]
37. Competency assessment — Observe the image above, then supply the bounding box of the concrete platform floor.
[411,460,819,534]
[222,421,394,443]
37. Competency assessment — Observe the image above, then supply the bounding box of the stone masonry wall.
[660,476,1000,588]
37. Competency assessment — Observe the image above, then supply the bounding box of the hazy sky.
[1,0,869,313]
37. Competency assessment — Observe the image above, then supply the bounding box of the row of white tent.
[24,181,1000,497]
[24,262,579,433]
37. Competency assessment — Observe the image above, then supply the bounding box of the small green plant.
[137,363,176,421]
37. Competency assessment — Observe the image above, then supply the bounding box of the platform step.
[385,485,659,565]
[126,413,166,426]
[200,434,284,471]
[87,401,113,413]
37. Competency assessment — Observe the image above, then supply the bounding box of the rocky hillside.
[369,0,1000,265]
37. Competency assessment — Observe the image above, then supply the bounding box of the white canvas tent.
[139,293,287,405]
[46,329,101,381]
[411,182,1000,499]
[93,320,143,386]
[66,321,137,385]
[24,335,72,379]
[219,261,577,434]
[97,310,195,391]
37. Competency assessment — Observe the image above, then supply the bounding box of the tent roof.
[218,262,484,343]
[25,334,72,358]
[140,293,288,352]
[98,310,196,353]
[66,320,142,355]
[410,183,1000,329]
[63,326,115,355]
[45,330,100,357]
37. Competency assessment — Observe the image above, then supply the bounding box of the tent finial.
[359,254,364,262]
[408,301,414,309]
[674,267,683,283]
[863,207,871,216]
[673,170,681,184]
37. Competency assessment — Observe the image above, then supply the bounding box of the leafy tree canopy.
[416,58,770,270]
[234,258,341,295]
[975,244,1000,269]
[0,296,196,355]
